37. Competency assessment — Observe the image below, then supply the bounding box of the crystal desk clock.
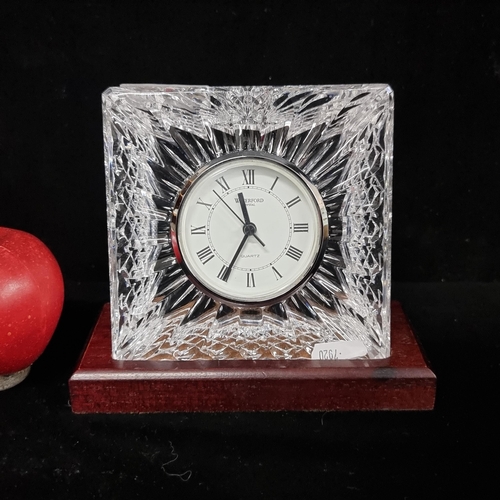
[103,84,394,362]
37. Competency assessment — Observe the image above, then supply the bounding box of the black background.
[1,2,499,499]
[1,1,499,288]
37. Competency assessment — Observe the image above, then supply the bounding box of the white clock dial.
[173,154,327,305]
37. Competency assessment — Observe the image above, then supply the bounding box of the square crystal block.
[104,84,394,360]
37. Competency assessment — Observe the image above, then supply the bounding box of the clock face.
[172,153,327,306]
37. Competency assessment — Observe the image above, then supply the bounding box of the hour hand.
[238,192,251,224]
[237,193,265,247]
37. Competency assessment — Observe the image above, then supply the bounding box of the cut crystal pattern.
[103,84,394,360]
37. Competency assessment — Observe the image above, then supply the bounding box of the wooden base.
[69,302,436,413]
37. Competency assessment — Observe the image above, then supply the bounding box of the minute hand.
[222,233,249,281]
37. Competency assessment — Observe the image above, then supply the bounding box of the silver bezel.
[171,151,329,308]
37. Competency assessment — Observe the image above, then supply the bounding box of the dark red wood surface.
[69,302,436,413]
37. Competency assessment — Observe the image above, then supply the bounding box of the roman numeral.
[293,223,309,233]
[196,246,214,265]
[246,272,256,287]
[270,176,279,191]
[190,225,206,235]
[286,245,303,261]
[215,176,230,192]
[197,198,212,210]
[217,265,229,282]
[286,196,301,208]
[272,266,283,280]
[242,169,255,185]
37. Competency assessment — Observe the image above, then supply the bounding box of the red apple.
[0,227,64,375]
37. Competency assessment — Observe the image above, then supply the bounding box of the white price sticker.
[311,341,368,360]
